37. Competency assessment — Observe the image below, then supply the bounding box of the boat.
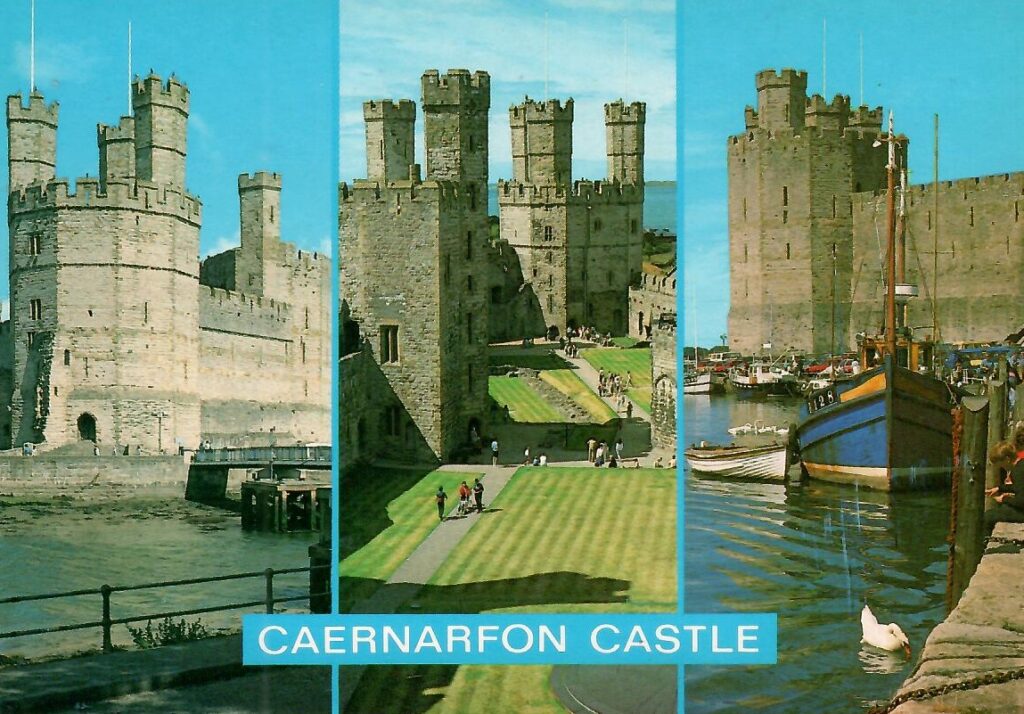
[685,441,789,480]
[794,112,952,491]
[728,360,800,397]
[684,371,714,395]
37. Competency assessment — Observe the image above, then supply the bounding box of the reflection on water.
[0,497,313,660]
[684,396,949,713]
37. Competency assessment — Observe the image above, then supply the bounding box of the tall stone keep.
[510,99,573,186]
[606,100,645,188]
[6,92,58,189]
[132,73,188,190]
[727,68,886,355]
[237,171,282,296]
[363,100,416,183]
[97,116,135,189]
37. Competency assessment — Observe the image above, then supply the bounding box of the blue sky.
[683,1,1024,347]
[0,0,335,304]
[339,0,675,184]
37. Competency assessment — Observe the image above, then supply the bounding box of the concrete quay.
[884,523,1024,713]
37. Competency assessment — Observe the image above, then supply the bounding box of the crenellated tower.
[97,116,135,189]
[363,100,416,183]
[728,68,887,355]
[132,73,189,190]
[6,93,58,189]
[509,98,573,186]
[605,100,645,188]
[236,171,282,296]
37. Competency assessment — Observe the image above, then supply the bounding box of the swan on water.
[861,604,911,657]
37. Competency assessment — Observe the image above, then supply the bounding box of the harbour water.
[0,495,314,661]
[683,395,951,712]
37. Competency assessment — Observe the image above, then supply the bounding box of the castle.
[729,68,1024,355]
[339,69,654,465]
[3,73,331,452]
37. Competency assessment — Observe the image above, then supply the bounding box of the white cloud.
[12,39,98,92]
[203,229,239,258]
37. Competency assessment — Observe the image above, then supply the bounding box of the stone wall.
[651,314,677,451]
[629,268,676,340]
[0,454,189,498]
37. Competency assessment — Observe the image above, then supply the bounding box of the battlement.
[855,170,1024,201]
[339,179,464,208]
[132,73,190,111]
[605,100,646,123]
[7,92,59,125]
[509,98,574,123]
[755,68,808,91]
[849,105,883,129]
[97,115,134,143]
[421,69,490,108]
[806,94,850,115]
[9,177,202,224]
[238,171,282,191]
[496,178,642,206]
[363,99,416,120]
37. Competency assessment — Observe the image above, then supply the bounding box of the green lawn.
[610,336,642,348]
[581,347,652,389]
[627,386,652,414]
[539,369,616,423]
[348,467,677,713]
[339,467,481,612]
[488,376,564,423]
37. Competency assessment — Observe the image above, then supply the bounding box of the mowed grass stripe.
[488,376,563,423]
[581,347,652,388]
[627,386,653,414]
[539,369,617,423]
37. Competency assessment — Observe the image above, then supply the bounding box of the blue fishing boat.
[794,112,953,491]
[795,356,952,490]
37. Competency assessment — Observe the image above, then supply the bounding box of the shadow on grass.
[341,571,631,713]
[488,352,575,371]
[337,466,434,563]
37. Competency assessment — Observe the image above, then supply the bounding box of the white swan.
[861,604,911,657]
[728,423,754,436]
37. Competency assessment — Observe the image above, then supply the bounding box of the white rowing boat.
[684,442,789,480]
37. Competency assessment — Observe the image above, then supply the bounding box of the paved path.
[564,352,651,423]
[338,463,518,710]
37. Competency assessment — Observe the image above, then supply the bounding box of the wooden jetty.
[240,471,330,533]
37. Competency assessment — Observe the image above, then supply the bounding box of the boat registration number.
[806,386,838,413]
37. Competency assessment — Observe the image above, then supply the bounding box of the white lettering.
[538,625,566,653]
[291,626,320,654]
[624,625,651,653]
[478,625,499,651]
[591,624,620,654]
[257,625,288,656]
[502,624,534,654]
[383,626,410,653]
[682,625,705,652]
[415,626,443,653]
[737,626,759,653]
[654,625,680,654]
[711,626,734,653]
[352,626,376,653]
[448,625,472,652]
[323,626,347,654]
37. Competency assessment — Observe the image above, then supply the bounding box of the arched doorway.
[77,413,97,442]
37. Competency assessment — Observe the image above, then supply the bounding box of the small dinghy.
[684,441,789,480]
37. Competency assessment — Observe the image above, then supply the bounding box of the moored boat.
[728,360,800,397]
[685,442,789,480]
[684,371,714,395]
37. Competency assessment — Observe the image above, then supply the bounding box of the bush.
[126,616,209,649]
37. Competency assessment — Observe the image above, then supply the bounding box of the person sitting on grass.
[985,440,1024,533]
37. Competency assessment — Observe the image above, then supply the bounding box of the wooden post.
[985,377,1007,503]
[951,396,989,609]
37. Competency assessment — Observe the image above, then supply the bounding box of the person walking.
[435,486,448,521]
[473,478,484,513]
[615,437,624,461]
[458,481,471,515]
[626,401,633,419]
[491,439,499,466]
[587,437,597,463]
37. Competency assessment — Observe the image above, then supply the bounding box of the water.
[488,181,677,233]
[683,396,950,713]
[0,496,314,660]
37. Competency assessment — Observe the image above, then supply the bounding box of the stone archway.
[77,413,97,442]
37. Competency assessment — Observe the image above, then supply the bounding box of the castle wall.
[651,315,677,451]
[629,268,676,340]
[850,173,1024,345]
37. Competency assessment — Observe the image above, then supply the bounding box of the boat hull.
[685,444,788,480]
[684,373,717,395]
[795,358,952,491]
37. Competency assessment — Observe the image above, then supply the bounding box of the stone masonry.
[629,266,677,340]
[4,73,330,452]
[651,312,677,451]
[729,67,1024,355]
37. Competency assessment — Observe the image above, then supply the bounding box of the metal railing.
[0,565,330,653]
[192,445,332,465]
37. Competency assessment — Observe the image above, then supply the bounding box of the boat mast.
[884,112,898,359]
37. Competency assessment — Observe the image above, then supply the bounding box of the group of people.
[434,478,485,521]
[587,437,626,467]
[985,424,1024,532]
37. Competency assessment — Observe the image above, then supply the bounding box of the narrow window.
[744,244,748,262]
[547,251,552,264]
[782,186,789,206]
[832,195,837,218]
[468,365,474,392]
[29,299,42,321]
[144,302,149,324]
[379,139,384,159]
[466,231,473,259]
[533,268,538,278]
[970,206,974,227]
[301,341,306,364]
[29,234,41,256]
[467,275,474,291]
[783,210,788,224]
[64,349,71,366]
[444,255,451,286]
[469,184,477,210]
[927,211,931,230]
[784,104,790,122]
[1017,201,1020,223]
[630,219,638,234]
[84,356,89,376]
[270,206,275,222]
[304,307,309,329]
[786,242,791,259]
[544,226,553,242]
[548,274,554,288]
[27,331,35,347]
[466,313,473,343]
[743,197,747,220]
[380,325,399,363]
[547,295,554,312]
[594,218,602,231]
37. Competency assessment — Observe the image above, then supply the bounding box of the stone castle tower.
[727,69,888,354]
[498,98,645,336]
[5,73,330,451]
[339,70,491,462]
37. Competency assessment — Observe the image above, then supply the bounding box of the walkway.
[564,352,651,424]
[887,522,1024,713]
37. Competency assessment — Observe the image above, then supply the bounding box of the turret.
[6,92,59,189]
[805,94,850,131]
[238,171,282,296]
[605,100,645,187]
[363,100,416,183]
[97,116,135,189]
[754,68,808,131]
[132,73,189,190]
[421,69,490,194]
[509,98,573,187]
